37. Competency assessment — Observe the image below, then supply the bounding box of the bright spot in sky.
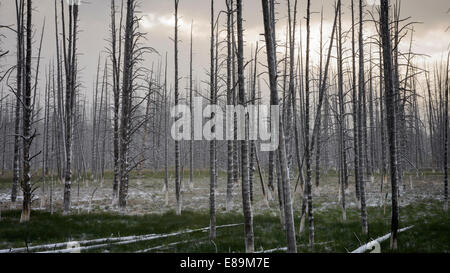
[140,13,209,39]
[141,14,156,29]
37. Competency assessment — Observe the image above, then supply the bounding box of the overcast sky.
[0,0,449,100]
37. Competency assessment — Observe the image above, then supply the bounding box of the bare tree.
[189,20,194,190]
[336,0,347,221]
[304,0,314,246]
[357,0,368,235]
[164,53,169,206]
[20,0,33,222]
[118,0,136,211]
[299,0,339,242]
[110,0,123,201]
[351,0,361,204]
[226,0,234,211]
[445,52,449,212]
[237,0,254,253]
[174,0,182,216]
[261,0,297,253]
[60,0,80,214]
[21,0,44,222]
[209,0,216,239]
[11,0,25,206]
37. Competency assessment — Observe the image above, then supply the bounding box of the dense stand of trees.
[0,0,449,252]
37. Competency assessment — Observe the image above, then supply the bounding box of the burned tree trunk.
[174,0,182,216]
[12,0,25,206]
[304,0,315,247]
[164,53,169,206]
[261,0,297,253]
[62,1,80,214]
[380,0,399,250]
[336,0,347,221]
[118,0,135,211]
[237,0,254,253]
[351,0,361,204]
[357,0,368,235]
[110,0,123,201]
[445,52,449,212]
[226,0,234,211]
[209,0,216,240]
[189,21,194,190]
[20,0,33,222]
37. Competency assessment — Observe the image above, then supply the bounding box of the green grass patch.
[0,200,448,253]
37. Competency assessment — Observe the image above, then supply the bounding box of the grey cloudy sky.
[0,0,449,99]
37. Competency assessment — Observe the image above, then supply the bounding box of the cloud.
[139,12,208,39]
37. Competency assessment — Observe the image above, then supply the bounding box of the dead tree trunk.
[351,0,361,203]
[118,0,135,211]
[444,52,450,211]
[336,0,347,221]
[300,0,339,239]
[304,0,315,247]
[261,0,297,253]
[237,0,254,253]
[11,0,24,206]
[20,0,33,222]
[174,0,182,216]
[358,0,368,235]
[379,41,387,194]
[314,6,324,189]
[208,0,216,240]
[110,0,123,201]
[189,21,194,190]
[62,1,80,215]
[380,0,399,250]
[164,53,169,206]
[226,0,234,211]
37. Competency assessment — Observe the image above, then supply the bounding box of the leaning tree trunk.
[237,0,254,253]
[261,0,297,253]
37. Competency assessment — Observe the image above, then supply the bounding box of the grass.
[0,170,448,253]
[0,200,448,253]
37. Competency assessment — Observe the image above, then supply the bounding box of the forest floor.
[0,170,448,253]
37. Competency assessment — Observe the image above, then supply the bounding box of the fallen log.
[39,223,243,253]
[0,223,242,253]
[351,226,414,253]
